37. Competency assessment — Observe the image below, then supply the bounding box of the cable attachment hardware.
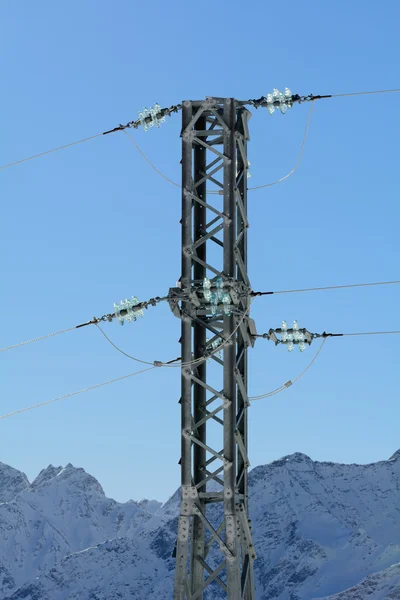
[299,93,332,103]
[202,277,232,316]
[102,103,182,136]
[205,337,223,362]
[267,320,313,352]
[265,88,294,114]
[168,287,189,318]
[114,297,144,325]
[138,104,166,132]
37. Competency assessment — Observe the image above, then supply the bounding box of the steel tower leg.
[173,98,256,600]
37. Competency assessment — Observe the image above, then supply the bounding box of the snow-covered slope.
[0,463,153,597]
[249,452,400,599]
[7,537,175,600]
[3,451,400,599]
[0,463,29,503]
[316,563,400,599]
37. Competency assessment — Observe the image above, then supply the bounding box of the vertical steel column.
[236,109,255,600]
[174,101,193,600]
[191,114,207,597]
[173,98,255,600]
[223,99,241,599]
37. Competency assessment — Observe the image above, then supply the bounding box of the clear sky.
[1,0,399,503]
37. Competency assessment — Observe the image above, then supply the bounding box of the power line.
[0,294,169,355]
[0,133,104,171]
[1,276,397,360]
[123,129,180,188]
[0,326,79,354]
[247,103,314,191]
[0,289,249,366]
[0,366,157,421]
[243,88,400,108]
[329,88,400,99]
[258,326,400,349]
[249,326,400,401]
[95,323,174,367]
[96,301,254,369]
[0,304,253,421]
[0,102,182,172]
[1,87,398,173]
[250,338,327,401]
[122,103,314,194]
[337,330,400,337]
[4,327,397,421]
[251,279,400,297]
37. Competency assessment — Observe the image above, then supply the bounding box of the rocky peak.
[388,449,400,462]
[31,465,64,489]
[30,463,105,497]
[0,462,29,502]
[137,499,163,515]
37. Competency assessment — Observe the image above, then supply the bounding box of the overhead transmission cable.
[123,130,180,189]
[328,88,400,99]
[122,103,314,194]
[96,323,181,367]
[0,304,254,422]
[95,300,254,369]
[337,330,400,337]
[258,323,400,355]
[1,87,399,173]
[1,279,398,357]
[246,102,314,191]
[0,133,104,171]
[0,366,157,421]
[251,279,400,297]
[249,338,327,401]
[0,326,78,354]
[0,289,251,369]
[3,324,399,421]
[249,323,400,402]
[0,294,169,355]
[0,102,182,172]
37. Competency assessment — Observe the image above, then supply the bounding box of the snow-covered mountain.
[316,563,400,599]
[2,452,400,599]
[0,463,29,503]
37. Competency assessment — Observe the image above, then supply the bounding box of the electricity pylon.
[172,98,257,600]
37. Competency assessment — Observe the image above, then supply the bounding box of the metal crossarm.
[172,98,255,600]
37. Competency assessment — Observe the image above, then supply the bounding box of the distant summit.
[0,462,29,502]
[3,451,400,599]
[388,449,400,461]
[31,463,105,496]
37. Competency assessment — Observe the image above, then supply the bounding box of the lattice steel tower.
[172,98,257,600]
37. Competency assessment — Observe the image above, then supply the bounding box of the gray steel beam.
[191,113,207,597]
[174,101,193,600]
[223,98,241,599]
[236,108,255,600]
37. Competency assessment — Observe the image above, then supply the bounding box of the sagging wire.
[3,87,398,172]
[122,103,314,195]
[95,300,255,369]
[247,102,314,191]
[250,338,327,401]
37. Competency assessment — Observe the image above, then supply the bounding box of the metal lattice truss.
[172,99,256,600]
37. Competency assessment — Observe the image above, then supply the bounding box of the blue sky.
[0,0,399,503]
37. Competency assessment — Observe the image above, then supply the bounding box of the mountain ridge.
[2,450,400,599]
